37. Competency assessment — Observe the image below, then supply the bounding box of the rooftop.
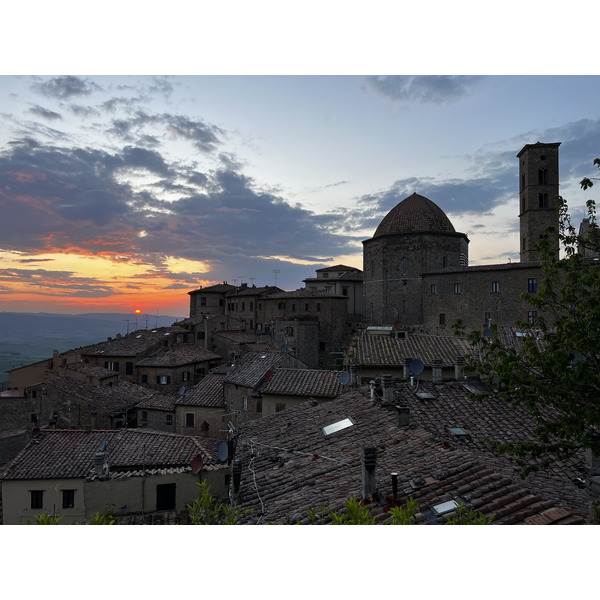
[233,386,588,524]
[2,428,221,481]
[372,193,458,238]
[176,372,226,408]
[349,332,472,368]
[261,368,345,399]
[136,344,222,367]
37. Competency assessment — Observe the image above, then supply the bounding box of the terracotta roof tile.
[176,373,225,408]
[261,368,344,399]
[136,344,222,367]
[2,428,219,480]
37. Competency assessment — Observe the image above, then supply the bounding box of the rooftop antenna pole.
[273,269,280,286]
[145,314,149,329]
[155,309,159,328]
[122,319,130,334]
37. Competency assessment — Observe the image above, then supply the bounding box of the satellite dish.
[409,358,425,376]
[482,328,493,338]
[178,386,186,395]
[280,344,287,352]
[216,440,229,462]
[99,440,108,452]
[339,372,350,385]
[393,319,403,330]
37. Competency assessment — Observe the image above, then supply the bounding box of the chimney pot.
[361,446,377,499]
[432,358,443,384]
[403,358,413,380]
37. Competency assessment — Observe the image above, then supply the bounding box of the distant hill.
[0,312,185,389]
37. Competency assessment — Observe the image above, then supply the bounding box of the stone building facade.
[362,142,561,334]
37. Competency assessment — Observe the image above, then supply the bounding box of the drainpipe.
[232,459,242,503]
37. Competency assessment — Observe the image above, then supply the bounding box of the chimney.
[403,357,413,380]
[381,374,394,405]
[232,459,242,503]
[432,359,443,384]
[350,364,358,387]
[93,451,109,478]
[454,356,466,380]
[361,446,377,500]
[396,405,410,427]
[369,380,376,402]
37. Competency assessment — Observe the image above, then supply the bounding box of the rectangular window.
[454,283,462,294]
[242,302,245,311]
[126,362,134,375]
[291,303,296,312]
[430,284,437,294]
[256,398,262,413]
[317,303,321,312]
[257,323,262,331]
[166,414,173,426]
[156,483,176,511]
[258,302,262,310]
[157,375,171,385]
[141,374,148,383]
[243,396,248,411]
[528,311,538,325]
[342,287,348,296]
[278,302,286,310]
[30,490,44,510]
[62,489,75,509]
[439,313,446,327]
[185,412,195,427]
[323,273,329,278]
[275,402,286,413]
[528,278,537,293]
[305,303,309,312]
[142,410,148,424]
[197,331,205,340]
[250,302,254,310]
[491,281,500,294]
[105,361,120,372]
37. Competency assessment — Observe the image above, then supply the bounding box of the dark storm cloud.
[0,267,114,296]
[32,76,101,99]
[366,75,484,104]
[28,105,62,120]
[0,133,353,271]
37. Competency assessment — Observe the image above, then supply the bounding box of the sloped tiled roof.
[233,388,588,524]
[189,283,237,294]
[135,392,177,412]
[78,329,167,357]
[136,344,222,367]
[63,362,117,380]
[350,333,472,368]
[213,330,265,344]
[2,428,220,480]
[261,368,344,399]
[176,373,225,408]
[43,376,158,414]
[266,288,346,300]
[227,285,283,298]
[224,351,291,388]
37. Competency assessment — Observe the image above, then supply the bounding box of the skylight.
[431,499,459,516]
[318,417,355,437]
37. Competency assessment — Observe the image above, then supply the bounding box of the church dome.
[373,193,456,237]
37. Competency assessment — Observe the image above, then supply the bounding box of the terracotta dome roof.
[373,193,456,237]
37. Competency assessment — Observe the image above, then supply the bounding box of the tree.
[465,157,600,476]
[187,481,247,524]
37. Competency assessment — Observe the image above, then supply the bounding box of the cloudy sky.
[1,6,598,318]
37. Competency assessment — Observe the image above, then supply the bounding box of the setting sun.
[135,309,142,314]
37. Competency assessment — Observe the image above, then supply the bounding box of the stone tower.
[517,142,561,262]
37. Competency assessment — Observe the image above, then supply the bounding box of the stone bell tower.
[518,141,561,262]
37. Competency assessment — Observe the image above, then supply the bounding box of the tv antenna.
[273,269,280,285]
[122,319,130,334]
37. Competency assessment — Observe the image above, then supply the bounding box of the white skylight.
[318,417,355,437]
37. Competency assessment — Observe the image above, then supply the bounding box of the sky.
[1,6,599,319]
